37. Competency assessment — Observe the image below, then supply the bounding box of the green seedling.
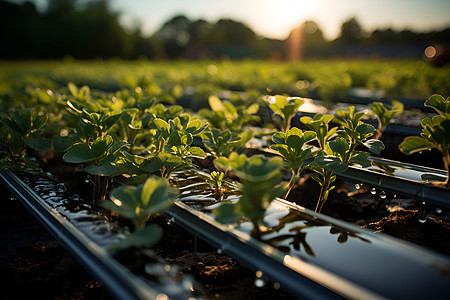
[205,171,225,196]
[119,114,207,181]
[399,94,450,188]
[153,114,207,153]
[300,114,338,150]
[270,127,316,198]
[63,134,128,205]
[98,177,178,252]
[198,95,260,132]
[202,128,241,158]
[66,100,123,141]
[0,109,51,164]
[214,152,287,237]
[267,95,305,132]
[308,107,384,212]
[369,100,404,139]
[118,151,188,182]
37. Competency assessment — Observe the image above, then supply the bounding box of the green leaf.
[215,203,239,224]
[110,225,163,252]
[363,139,385,155]
[91,135,113,159]
[188,146,206,159]
[24,137,51,151]
[399,136,436,155]
[11,110,31,135]
[315,155,348,173]
[425,94,450,117]
[348,151,371,168]
[52,136,81,152]
[85,162,116,176]
[0,117,24,135]
[63,142,95,163]
[329,137,349,157]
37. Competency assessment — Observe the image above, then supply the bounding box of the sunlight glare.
[265,0,319,32]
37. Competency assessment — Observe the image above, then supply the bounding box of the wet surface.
[173,169,450,299]
[7,168,201,299]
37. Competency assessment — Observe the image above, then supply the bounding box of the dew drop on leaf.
[380,191,387,199]
[355,183,361,190]
[370,188,377,195]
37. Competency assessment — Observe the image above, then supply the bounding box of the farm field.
[1,58,450,299]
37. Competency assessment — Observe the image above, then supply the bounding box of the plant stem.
[283,170,297,199]
[315,170,332,213]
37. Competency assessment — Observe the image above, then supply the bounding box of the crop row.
[1,60,449,109]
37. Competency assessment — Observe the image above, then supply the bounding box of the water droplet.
[380,191,387,199]
[422,201,426,206]
[355,183,361,190]
[255,270,263,278]
[418,214,427,223]
[254,278,266,287]
[56,183,66,192]
[85,179,89,183]
[273,282,281,290]
[370,188,377,195]
[436,208,443,214]
[166,219,172,225]
[164,265,171,272]
[393,194,397,198]
[217,248,223,254]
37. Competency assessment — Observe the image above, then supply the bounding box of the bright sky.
[110,0,450,40]
[12,0,450,40]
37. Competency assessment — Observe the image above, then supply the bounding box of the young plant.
[198,95,260,132]
[307,107,384,212]
[270,127,316,198]
[214,152,287,237]
[202,128,241,158]
[399,94,450,188]
[369,100,404,139]
[98,176,178,252]
[205,171,225,196]
[0,109,51,165]
[267,95,305,132]
[63,135,128,205]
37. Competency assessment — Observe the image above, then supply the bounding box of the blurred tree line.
[1,0,449,60]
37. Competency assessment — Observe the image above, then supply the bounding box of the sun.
[265,0,319,23]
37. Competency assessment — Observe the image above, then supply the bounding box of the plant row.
[1,77,449,251]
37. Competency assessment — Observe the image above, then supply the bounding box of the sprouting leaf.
[425,94,450,117]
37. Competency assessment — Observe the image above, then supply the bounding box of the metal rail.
[165,199,450,300]
[0,169,166,300]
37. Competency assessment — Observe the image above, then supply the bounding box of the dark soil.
[0,184,113,300]
[150,217,294,300]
